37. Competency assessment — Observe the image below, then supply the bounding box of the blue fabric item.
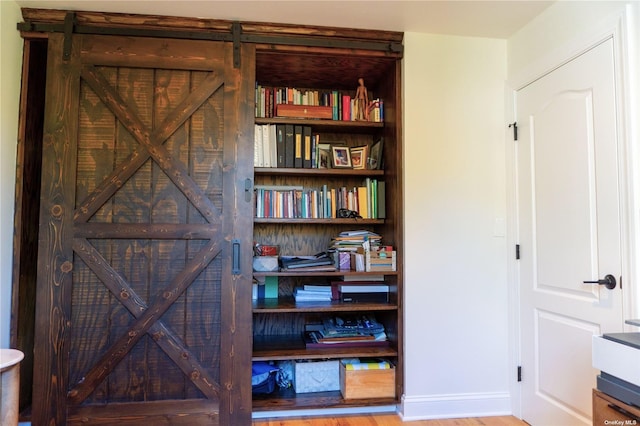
[252,362,279,394]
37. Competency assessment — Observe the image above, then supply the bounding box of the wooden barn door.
[33,33,255,425]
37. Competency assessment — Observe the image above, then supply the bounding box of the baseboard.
[252,404,397,419]
[399,391,512,421]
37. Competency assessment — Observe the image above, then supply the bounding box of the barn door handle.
[232,239,241,274]
[244,178,252,203]
[583,274,616,290]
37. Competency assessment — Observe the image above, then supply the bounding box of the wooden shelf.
[253,271,397,278]
[253,297,397,313]
[254,117,383,133]
[254,218,384,225]
[251,32,403,412]
[252,335,398,361]
[254,167,385,177]
[252,387,397,411]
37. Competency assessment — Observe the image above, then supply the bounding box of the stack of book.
[294,285,332,302]
[279,253,336,272]
[304,315,388,349]
[330,230,381,252]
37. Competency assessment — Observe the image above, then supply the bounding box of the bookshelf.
[252,36,403,412]
[14,8,402,423]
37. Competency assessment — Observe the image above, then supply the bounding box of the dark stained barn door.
[33,33,255,425]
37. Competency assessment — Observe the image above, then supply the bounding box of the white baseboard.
[252,404,398,419]
[399,391,513,421]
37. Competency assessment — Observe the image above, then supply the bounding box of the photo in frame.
[331,146,352,168]
[317,143,332,169]
[350,145,368,170]
[368,138,384,169]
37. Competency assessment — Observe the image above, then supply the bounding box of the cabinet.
[251,39,403,412]
[593,389,640,425]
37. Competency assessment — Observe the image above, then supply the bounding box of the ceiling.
[14,0,555,39]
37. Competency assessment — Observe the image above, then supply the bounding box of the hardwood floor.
[253,414,528,426]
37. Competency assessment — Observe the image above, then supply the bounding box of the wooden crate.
[365,250,396,272]
[339,362,395,399]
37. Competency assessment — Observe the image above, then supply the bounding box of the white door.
[517,38,624,425]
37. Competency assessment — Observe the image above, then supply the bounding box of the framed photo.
[350,145,368,170]
[317,143,332,169]
[331,146,352,168]
[368,138,384,169]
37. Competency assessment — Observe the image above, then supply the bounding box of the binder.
[294,125,303,168]
[276,124,285,167]
[285,124,294,168]
[303,126,312,168]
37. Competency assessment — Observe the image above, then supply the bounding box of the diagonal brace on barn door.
[74,65,225,224]
[67,238,222,404]
[71,238,221,402]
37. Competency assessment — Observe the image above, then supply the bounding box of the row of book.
[254,180,385,219]
[254,124,323,169]
[255,84,384,122]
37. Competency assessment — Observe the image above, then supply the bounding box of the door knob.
[583,274,616,290]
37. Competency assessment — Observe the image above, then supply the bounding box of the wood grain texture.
[33,30,253,425]
[253,414,528,426]
[33,32,80,426]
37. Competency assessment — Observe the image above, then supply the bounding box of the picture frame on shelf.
[318,143,332,169]
[332,146,352,168]
[368,138,384,170]
[350,145,368,170]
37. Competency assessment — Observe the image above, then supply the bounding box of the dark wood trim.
[11,36,47,416]
[67,399,220,425]
[19,8,403,55]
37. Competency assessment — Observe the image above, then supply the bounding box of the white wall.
[508,1,636,85]
[0,0,23,349]
[402,33,510,419]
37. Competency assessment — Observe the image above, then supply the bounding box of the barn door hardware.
[18,18,403,55]
[62,12,76,61]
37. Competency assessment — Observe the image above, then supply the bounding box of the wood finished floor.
[253,414,528,426]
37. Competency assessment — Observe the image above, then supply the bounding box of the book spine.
[294,125,303,168]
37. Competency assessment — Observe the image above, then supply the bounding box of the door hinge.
[515,244,520,260]
[509,122,518,141]
[517,366,522,382]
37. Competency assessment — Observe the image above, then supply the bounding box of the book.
[357,186,368,218]
[254,124,264,167]
[303,126,312,168]
[285,124,294,168]
[280,255,334,270]
[377,181,386,219]
[294,125,303,168]
[304,332,389,349]
[283,264,336,272]
[294,287,332,302]
[339,284,389,293]
[269,123,277,167]
[262,124,271,168]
